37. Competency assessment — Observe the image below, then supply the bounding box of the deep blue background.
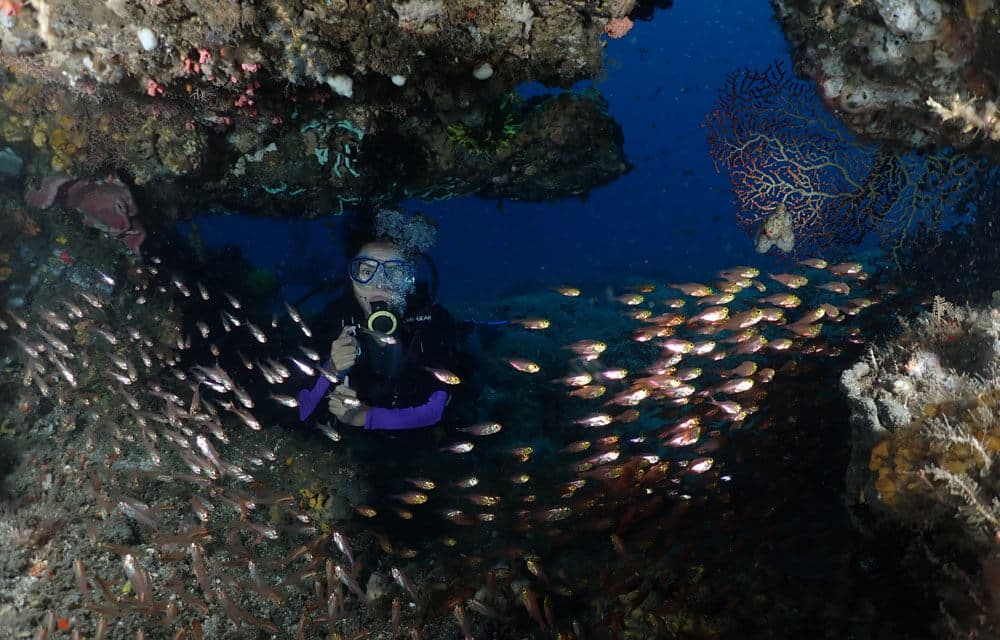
[181,2,790,306]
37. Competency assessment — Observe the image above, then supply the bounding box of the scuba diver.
[297,209,469,434]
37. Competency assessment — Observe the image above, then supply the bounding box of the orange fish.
[710,377,754,394]
[392,491,429,505]
[671,283,714,297]
[688,306,729,324]
[562,440,591,453]
[425,367,461,385]
[674,367,703,381]
[797,307,826,324]
[661,338,694,354]
[625,308,653,320]
[820,302,841,318]
[565,339,607,356]
[458,422,503,436]
[648,312,686,326]
[785,322,822,338]
[613,408,641,423]
[504,358,541,373]
[718,266,760,280]
[405,477,436,490]
[829,262,863,276]
[816,281,850,295]
[614,293,645,306]
[767,338,794,351]
[553,372,593,387]
[513,317,551,330]
[691,340,717,355]
[568,385,606,399]
[665,427,700,447]
[768,273,808,288]
[722,308,764,330]
[441,442,474,453]
[696,292,735,306]
[722,361,757,377]
[758,293,801,308]
[759,307,785,322]
[733,334,768,354]
[799,258,828,269]
[574,413,613,427]
[688,457,714,474]
[597,368,629,381]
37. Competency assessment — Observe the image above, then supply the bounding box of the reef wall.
[843,297,1000,637]
[0,1,642,220]
[773,0,1000,156]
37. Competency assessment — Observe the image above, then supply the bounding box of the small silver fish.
[289,357,315,377]
[171,276,191,297]
[458,422,502,436]
[236,350,253,370]
[440,441,474,453]
[284,301,302,324]
[316,421,341,442]
[333,531,354,567]
[246,321,267,344]
[92,326,117,345]
[78,292,103,309]
[270,394,299,408]
[96,269,116,287]
[40,308,70,331]
[299,345,321,362]
[267,359,290,379]
[61,300,85,319]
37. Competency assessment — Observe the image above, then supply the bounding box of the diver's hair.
[343,208,437,260]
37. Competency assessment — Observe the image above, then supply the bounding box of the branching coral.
[927,94,1000,141]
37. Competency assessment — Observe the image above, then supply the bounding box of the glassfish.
[504,358,541,373]
[425,367,461,384]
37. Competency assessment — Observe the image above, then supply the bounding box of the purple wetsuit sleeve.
[364,390,449,431]
[298,375,332,422]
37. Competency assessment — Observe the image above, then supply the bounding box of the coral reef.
[705,61,983,258]
[0,1,640,220]
[843,297,1000,636]
[773,0,1000,155]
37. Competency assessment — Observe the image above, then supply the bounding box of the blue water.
[180,1,788,305]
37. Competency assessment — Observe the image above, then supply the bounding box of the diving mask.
[349,256,416,290]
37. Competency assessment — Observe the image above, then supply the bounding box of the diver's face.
[351,242,409,316]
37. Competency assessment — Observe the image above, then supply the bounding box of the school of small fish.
[0,255,885,639]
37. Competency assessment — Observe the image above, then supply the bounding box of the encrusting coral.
[843,296,1000,635]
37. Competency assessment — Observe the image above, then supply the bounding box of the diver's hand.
[328,377,368,427]
[330,325,359,373]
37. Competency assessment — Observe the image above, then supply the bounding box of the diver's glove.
[328,376,368,427]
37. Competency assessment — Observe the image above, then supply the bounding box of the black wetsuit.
[312,287,466,432]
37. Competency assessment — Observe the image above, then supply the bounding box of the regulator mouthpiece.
[368,300,399,335]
